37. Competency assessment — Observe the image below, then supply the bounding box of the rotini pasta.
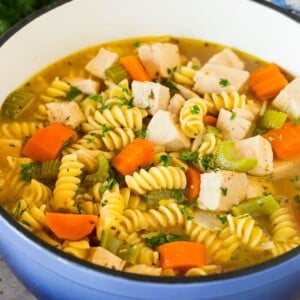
[0,122,43,139]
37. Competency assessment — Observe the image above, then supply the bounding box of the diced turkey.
[208,48,245,70]
[65,78,100,95]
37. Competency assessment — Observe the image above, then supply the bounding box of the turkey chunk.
[272,78,300,120]
[193,63,249,94]
[132,81,170,115]
[46,101,85,129]
[85,48,118,79]
[146,110,190,151]
[235,135,273,176]
[168,93,186,116]
[216,108,254,141]
[88,247,125,270]
[198,170,248,211]
[65,78,100,95]
[138,43,181,78]
[208,48,245,70]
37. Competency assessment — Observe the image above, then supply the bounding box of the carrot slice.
[112,138,155,175]
[22,123,76,161]
[157,241,207,270]
[45,213,98,241]
[119,55,151,81]
[185,166,201,200]
[262,121,300,160]
[249,63,288,100]
[203,115,217,126]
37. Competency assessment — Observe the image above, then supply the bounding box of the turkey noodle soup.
[0,37,299,277]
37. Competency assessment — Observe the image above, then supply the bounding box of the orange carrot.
[203,115,217,126]
[185,166,201,200]
[249,63,288,100]
[45,213,98,241]
[263,121,300,160]
[157,241,207,270]
[112,138,155,175]
[119,55,151,81]
[22,123,76,161]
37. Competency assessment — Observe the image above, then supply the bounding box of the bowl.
[0,0,299,299]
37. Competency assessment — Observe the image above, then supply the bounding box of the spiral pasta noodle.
[52,154,84,211]
[33,104,48,121]
[40,77,71,103]
[179,97,207,138]
[125,166,187,195]
[272,238,300,257]
[137,245,159,266]
[106,79,132,100]
[62,239,90,260]
[184,264,219,277]
[173,58,200,86]
[0,122,43,139]
[101,127,135,151]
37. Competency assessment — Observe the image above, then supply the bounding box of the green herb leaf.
[101,178,118,194]
[219,78,230,88]
[180,150,199,164]
[66,86,81,100]
[162,80,179,91]
[159,154,172,167]
[180,205,193,220]
[230,112,237,120]
[294,195,300,203]
[199,154,215,170]
[133,41,140,47]
[62,138,73,151]
[220,187,228,196]
[134,129,147,139]
[217,215,228,224]
[100,124,112,137]
[145,232,189,249]
[20,162,40,182]
[89,94,103,103]
[190,105,200,114]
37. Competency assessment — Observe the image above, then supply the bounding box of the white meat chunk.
[146,110,190,151]
[168,93,186,116]
[208,48,245,70]
[216,108,254,141]
[46,101,85,129]
[235,135,273,176]
[272,78,300,120]
[138,43,181,78]
[65,78,100,95]
[198,170,248,212]
[125,264,162,276]
[132,81,170,115]
[85,48,118,79]
[271,158,300,181]
[193,63,249,94]
[88,247,125,270]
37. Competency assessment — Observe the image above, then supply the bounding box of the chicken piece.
[65,78,100,95]
[138,43,181,78]
[132,81,170,115]
[193,63,249,94]
[272,78,300,120]
[208,48,245,70]
[235,135,273,176]
[146,110,190,151]
[85,48,118,79]
[216,108,253,141]
[271,158,300,181]
[88,247,126,270]
[46,101,85,129]
[168,93,186,116]
[198,170,248,211]
[125,264,162,276]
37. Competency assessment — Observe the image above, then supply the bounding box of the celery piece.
[260,109,287,129]
[105,64,130,84]
[84,153,110,185]
[231,194,280,217]
[215,141,257,172]
[37,160,61,180]
[1,90,35,119]
[117,243,142,264]
[206,125,222,138]
[100,230,122,254]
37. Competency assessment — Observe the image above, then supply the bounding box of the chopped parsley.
[20,162,40,182]
[294,194,300,203]
[100,124,112,137]
[220,187,228,196]
[162,80,179,91]
[134,129,147,139]
[62,138,74,151]
[66,86,81,100]
[180,150,199,164]
[199,154,214,170]
[89,94,103,103]
[219,78,230,88]
[159,154,172,166]
[217,215,228,224]
[180,205,193,220]
[230,112,237,120]
[101,178,118,194]
[190,105,200,114]
[145,232,189,249]
[133,41,140,47]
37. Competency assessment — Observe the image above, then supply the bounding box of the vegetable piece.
[1,90,35,119]
[157,241,207,270]
[45,213,98,241]
[215,141,257,172]
[117,243,142,264]
[260,109,287,129]
[22,123,76,161]
[231,194,280,217]
[203,115,218,126]
[84,153,110,185]
[105,63,130,84]
[263,121,300,160]
[249,63,288,100]
[144,232,189,249]
[101,230,122,254]
[112,138,155,175]
[119,55,151,82]
[37,160,61,181]
[20,162,40,182]
[180,150,199,164]
[185,166,201,200]
[145,189,187,208]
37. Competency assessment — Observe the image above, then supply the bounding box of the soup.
[0,37,299,277]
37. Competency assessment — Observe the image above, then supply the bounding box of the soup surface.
[0,36,299,277]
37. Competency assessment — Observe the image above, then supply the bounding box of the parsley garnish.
[62,138,73,151]
[145,232,189,249]
[217,215,228,224]
[66,86,81,100]
[220,187,228,196]
[100,124,112,137]
[200,154,214,170]
[89,94,103,103]
[230,112,237,120]
[20,162,40,182]
[180,150,199,164]
[294,195,300,203]
[101,178,118,194]
[180,205,193,220]
[219,78,230,88]
[133,41,140,47]
[162,80,179,91]
[190,105,200,114]
[135,129,147,139]
[159,154,172,166]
